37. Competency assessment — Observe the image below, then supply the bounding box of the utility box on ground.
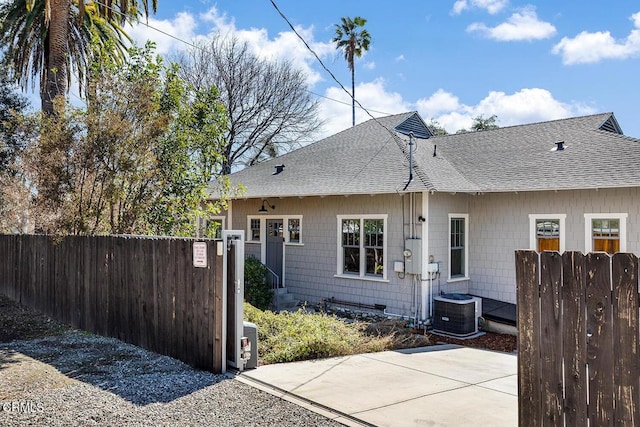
[242,321,258,370]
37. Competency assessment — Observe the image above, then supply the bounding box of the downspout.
[421,191,431,323]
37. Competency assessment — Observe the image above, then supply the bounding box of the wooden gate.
[0,234,248,373]
[516,250,640,426]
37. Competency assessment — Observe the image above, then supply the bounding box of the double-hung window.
[337,215,387,280]
[529,214,566,252]
[584,213,627,254]
[288,218,301,243]
[448,214,469,280]
[250,218,261,241]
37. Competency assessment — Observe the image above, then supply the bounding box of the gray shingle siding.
[219,111,640,308]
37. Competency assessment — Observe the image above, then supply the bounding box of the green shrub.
[244,257,273,310]
[244,302,392,364]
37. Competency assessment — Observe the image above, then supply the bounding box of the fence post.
[539,251,563,426]
[516,249,541,426]
[612,253,640,424]
[585,252,614,426]
[561,251,587,426]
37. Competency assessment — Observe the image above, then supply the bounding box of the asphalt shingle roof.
[221,111,640,198]
[427,112,640,192]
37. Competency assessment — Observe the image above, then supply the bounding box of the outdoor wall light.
[258,199,275,213]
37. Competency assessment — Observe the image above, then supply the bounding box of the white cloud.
[451,0,468,15]
[467,6,556,41]
[416,87,595,133]
[317,78,411,138]
[121,6,595,140]
[395,54,405,62]
[126,7,335,87]
[552,12,640,64]
[317,82,593,138]
[234,26,333,86]
[451,0,509,15]
[416,89,461,116]
[126,12,200,55]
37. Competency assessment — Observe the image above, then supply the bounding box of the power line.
[268,0,396,129]
[93,0,392,117]
[77,1,415,185]
[267,0,416,188]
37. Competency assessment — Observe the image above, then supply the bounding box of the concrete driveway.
[237,344,517,427]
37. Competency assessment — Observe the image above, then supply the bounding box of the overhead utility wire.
[87,1,417,186]
[267,0,400,138]
[93,0,199,50]
[93,0,387,115]
[268,0,418,189]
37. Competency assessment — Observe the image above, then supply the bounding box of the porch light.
[258,199,275,213]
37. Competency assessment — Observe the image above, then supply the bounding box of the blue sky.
[116,1,640,138]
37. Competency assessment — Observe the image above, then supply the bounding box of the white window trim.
[448,213,469,282]
[246,216,263,243]
[246,215,303,245]
[584,213,627,253]
[529,214,566,253]
[196,216,226,238]
[336,214,388,281]
[285,217,303,245]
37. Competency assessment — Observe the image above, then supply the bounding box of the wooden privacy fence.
[0,234,227,373]
[516,250,640,426]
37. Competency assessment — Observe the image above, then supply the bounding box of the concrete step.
[272,290,299,312]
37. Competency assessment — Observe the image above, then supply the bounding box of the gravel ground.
[0,296,343,427]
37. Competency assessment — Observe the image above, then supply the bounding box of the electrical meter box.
[404,239,422,275]
[242,321,258,370]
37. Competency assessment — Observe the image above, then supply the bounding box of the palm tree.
[332,16,371,127]
[0,0,157,115]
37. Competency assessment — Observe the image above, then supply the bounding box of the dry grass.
[244,303,432,364]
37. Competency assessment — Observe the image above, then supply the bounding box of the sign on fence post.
[193,241,208,268]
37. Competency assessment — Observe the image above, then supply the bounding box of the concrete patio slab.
[239,345,518,427]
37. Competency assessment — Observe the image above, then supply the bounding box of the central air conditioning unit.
[432,294,482,337]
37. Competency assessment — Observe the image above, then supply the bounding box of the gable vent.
[599,116,623,134]
[395,113,433,139]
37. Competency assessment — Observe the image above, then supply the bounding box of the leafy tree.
[0,64,30,174]
[0,0,156,115]
[427,119,448,136]
[455,114,500,133]
[471,114,499,131]
[177,34,321,174]
[0,65,33,233]
[148,63,232,236]
[23,42,233,236]
[332,16,371,127]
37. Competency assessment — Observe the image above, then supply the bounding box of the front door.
[266,219,284,287]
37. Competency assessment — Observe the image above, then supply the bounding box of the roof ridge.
[431,112,615,140]
[391,134,435,191]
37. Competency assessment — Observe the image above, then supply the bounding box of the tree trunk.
[351,65,355,127]
[42,0,70,115]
